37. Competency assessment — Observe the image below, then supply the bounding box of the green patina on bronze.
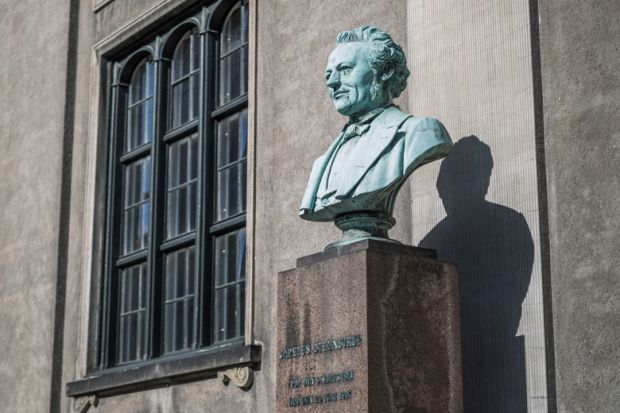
[299,26,452,248]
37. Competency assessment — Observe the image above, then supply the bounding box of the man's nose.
[326,71,340,89]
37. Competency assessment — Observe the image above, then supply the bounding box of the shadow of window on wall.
[420,136,533,413]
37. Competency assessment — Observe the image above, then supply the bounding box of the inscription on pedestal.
[279,335,362,409]
[277,241,463,412]
[280,335,362,359]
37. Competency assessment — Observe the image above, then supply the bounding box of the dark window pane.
[172,32,191,80]
[188,247,196,295]
[165,249,178,300]
[176,247,187,297]
[214,229,246,286]
[122,158,151,255]
[122,198,150,254]
[130,62,145,102]
[164,246,196,353]
[221,7,242,56]
[219,3,248,106]
[214,288,226,342]
[215,162,246,221]
[127,59,154,151]
[191,73,200,121]
[214,229,245,342]
[175,300,185,350]
[171,79,191,128]
[166,135,198,239]
[226,286,237,340]
[172,28,199,80]
[164,303,176,353]
[121,265,141,313]
[188,183,197,231]
[219,50,242,105]
[145,60,154,99]
[127,100,154,151]
[119,263,147,363]
[217,110,248,166]
[215,285,242,342]
[186,298,194,348]
[215,110,247,222]
[191,32,200,71]
[239,281,245,337]
[241,4,248,43]
[124,157,151,207]
[190,133,198,180]
[171,29,200,130]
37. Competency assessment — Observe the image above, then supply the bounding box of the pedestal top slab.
[296,238,437,267]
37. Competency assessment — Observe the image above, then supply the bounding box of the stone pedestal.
[276,239,462,413]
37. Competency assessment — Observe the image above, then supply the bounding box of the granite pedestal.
[276,239,463,413]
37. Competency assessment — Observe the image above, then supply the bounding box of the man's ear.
[381,67,394,82]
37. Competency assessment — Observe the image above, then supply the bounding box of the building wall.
[57,0,409,412]
[407,1,550,411]
[0,0,71,412]
[539,1,620,412]
[0,0,617,412]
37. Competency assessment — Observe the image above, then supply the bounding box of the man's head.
[325,26,410,118]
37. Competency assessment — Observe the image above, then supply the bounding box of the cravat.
[323,122,371,191]
[341,122,370,142]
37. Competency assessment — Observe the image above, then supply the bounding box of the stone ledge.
[66,344,261,398]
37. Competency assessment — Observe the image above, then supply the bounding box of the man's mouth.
[333,91,348,99]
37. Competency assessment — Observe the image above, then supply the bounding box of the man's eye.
[341,68,352,75]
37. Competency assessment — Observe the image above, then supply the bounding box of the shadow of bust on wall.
[420,136,534,413]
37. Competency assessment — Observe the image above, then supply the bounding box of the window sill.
[66,344,261,398]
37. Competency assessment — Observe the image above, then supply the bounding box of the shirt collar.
[347,104,392,127]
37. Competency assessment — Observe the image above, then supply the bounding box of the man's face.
[325,42,381,118]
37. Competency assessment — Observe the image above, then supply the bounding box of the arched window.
[162,27,201,354]
[117,57,154,364]
[98,1,250,371]
[212,2,249,343]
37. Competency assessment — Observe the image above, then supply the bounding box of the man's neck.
[348,104,393,125]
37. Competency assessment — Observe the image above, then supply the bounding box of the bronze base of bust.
[326,211,400,250]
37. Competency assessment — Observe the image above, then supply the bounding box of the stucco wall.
[4,0,616,411]
[0,0,71,412]
[539,1,620,412]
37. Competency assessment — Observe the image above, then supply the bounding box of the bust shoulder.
[374,107,447,136]
[399,115,447,134]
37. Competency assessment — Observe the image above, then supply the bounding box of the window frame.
[67,0,258,398]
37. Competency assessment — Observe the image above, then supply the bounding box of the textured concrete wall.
[14,0,617,411]
[0,0,71,412]
[539,1,620,412]
[407,1,549,412]
[59,0,95,412]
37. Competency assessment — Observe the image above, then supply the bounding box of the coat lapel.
[299,131,346,211]
[334,107,410,198]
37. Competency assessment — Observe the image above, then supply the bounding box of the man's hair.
[336,26,410,100]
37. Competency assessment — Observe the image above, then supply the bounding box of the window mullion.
[146,56,166,359]
[197,28,213,347]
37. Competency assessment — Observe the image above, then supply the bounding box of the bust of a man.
[300,26,452,245]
